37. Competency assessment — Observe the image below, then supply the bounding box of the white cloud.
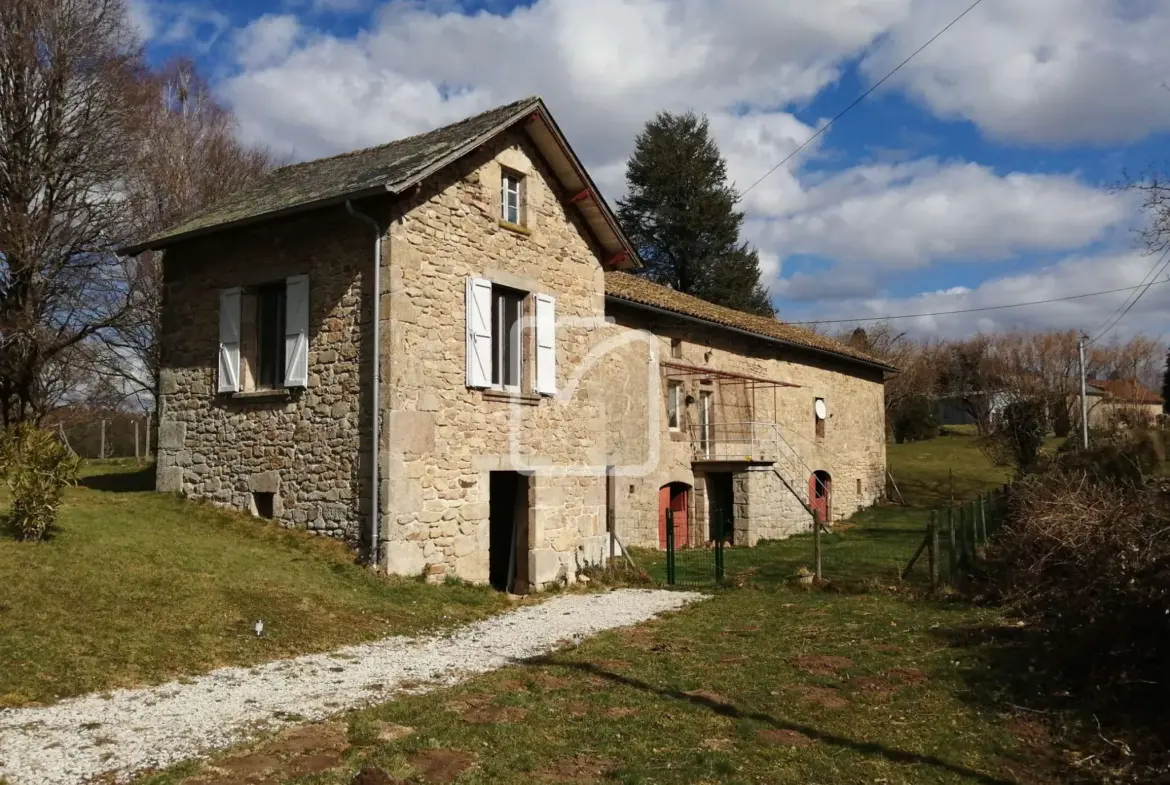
[864,0,1170,145]
[233,14,304,70]
[758,160,1131,269]
[797,250,1170,341]
[126,0,156,39]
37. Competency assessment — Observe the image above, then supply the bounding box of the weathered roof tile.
[604,271,894,372]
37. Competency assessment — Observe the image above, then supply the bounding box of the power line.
[784,277,1170,325]
[1086,246,1170,345]
[739,0,986,200]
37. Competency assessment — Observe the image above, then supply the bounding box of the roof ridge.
[269,96,543,178]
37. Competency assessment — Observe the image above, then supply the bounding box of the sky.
[128,0,1170,343]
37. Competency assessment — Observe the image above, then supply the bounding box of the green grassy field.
[142,430,1071,785]
[0,460,510,707]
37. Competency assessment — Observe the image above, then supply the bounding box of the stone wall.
[602,302,887,549]
[379,131,610,588]
[156,206,379,541]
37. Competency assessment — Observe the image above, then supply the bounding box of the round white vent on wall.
[814,399,827,420]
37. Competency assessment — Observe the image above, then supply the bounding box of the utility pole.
[1078,335,1089,449]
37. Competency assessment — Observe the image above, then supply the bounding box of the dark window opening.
[253,492,275,519]
[490,286,524,389]
[670,337,682,359]
[857,478,862,495]
[814,397,826,439]
[256,284,286,389]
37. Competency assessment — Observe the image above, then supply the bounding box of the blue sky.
[130,0,1170,340]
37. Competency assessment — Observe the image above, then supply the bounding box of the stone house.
[125,97,893,591]
[1084,378,1164,429]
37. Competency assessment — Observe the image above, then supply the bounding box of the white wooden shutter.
[284,274,310,387]
[535,293,556,396]
[218,287,242,393]
[466,277,493,388]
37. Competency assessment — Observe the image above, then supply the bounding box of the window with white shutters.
[534,293,556,396]
[466,277,493,388]
[218,287,242,393]
[284,275,309,387]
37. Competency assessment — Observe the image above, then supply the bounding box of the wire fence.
[902,485,1011,590]
[51,412,155,460]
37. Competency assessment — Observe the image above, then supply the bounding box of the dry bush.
[980,462,1170,773]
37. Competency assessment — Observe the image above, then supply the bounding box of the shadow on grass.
[528,656,1016,785]
[78,465,156,493]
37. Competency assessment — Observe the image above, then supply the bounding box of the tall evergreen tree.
[1161,349,1170,415]
[617,111,774,316]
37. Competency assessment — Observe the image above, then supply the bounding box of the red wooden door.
[670,485,689,547]
[658,484,690,549]
[809,473,830,523]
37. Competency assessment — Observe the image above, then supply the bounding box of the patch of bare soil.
[682,689,733,706]
[532,672,572,690]
[535,754,614,783]
[214,753,280,778]
[265,721,347,754]
[846,675,901,699]
[288,750,344,776]
[407,749,474,784]
[601,706,639,718]
[495,679,529,693]
[565,700,591,717]
[793,685,849,709]
[789,654,855,676]
[872,643,904,653]
[720,626,762,637]
[700,737,733,751]
[451,696,530,724]
[756,729,813,747]
[350,767,400,785]
[885,667,926,685]
[718,654,748,664]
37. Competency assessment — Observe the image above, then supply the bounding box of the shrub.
[0,424,81,541]
[978,468,1170,772]
[981,398,1047,474]
[890,394,939,444]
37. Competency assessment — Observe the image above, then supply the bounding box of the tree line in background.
[838,323,1166,444]
[0,0,273,426]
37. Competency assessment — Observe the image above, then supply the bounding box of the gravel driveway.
[0,588,703,785]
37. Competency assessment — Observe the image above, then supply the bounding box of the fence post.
[978,493,987,546]
[100,419,106,460]
[928,510,939,592]
[666,508,675,586]
[715,511,725,584]
[813,510,823,582]
[135,419,140,464]
[947,505,957,583]
[145,412,152,460]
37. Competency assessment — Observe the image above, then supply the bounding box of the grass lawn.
[140,430,1070,784]
[0,460,510,707]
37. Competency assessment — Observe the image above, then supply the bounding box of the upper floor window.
[814,397,826,439]
[501,171,524,225]
[245,283,286,391]
[491,285,524,391]
[466,277,556,396]
[670,337,683,359]
[667,380,683,431]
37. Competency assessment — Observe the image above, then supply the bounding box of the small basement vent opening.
[253,492,275,519]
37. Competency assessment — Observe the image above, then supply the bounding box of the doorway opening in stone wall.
[810,470,832,523]
[705,472,734,544]
[489,471,530,593]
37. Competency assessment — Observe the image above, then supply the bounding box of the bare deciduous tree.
[0,0,142,423]
[94,59,274,407]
